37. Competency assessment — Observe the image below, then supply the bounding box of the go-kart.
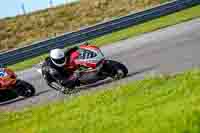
[38,43,128,93]
[74,44,128,83]
[0,68,35,99]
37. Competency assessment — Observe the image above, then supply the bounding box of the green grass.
[9,5,200,71]
[1,69,200,133]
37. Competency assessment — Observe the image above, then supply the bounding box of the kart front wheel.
[103,60,128,80]
[15,80,35,97]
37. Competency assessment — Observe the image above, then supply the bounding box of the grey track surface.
[0,18,200,111]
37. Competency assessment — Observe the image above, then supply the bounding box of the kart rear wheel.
[103,60,128,80]
[16,80,35,97]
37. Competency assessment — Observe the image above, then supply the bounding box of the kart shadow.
[0,89,52,106]
[0,91,18,103]
[77,65,158,91]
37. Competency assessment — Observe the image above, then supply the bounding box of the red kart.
[74,44,128,84]
[0,68,35,98]
[38,43,128,92]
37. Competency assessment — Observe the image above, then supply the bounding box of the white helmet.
[50,49,66,67]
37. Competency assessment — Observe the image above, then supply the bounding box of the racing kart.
[38,43,128,93]
[0,68,35,99]
[74,44,128,83]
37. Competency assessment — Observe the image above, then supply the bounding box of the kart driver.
[41,46,80,93]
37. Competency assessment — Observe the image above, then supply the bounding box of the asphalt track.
[0,18,200,111]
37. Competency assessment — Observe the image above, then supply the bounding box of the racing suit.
[41,47,80,92]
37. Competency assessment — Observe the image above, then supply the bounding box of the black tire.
[15,80,35,97]
[103,60,128,80]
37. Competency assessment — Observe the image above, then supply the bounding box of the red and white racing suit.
[41,47,80,91]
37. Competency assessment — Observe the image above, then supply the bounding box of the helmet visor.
[52,57,66,65]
